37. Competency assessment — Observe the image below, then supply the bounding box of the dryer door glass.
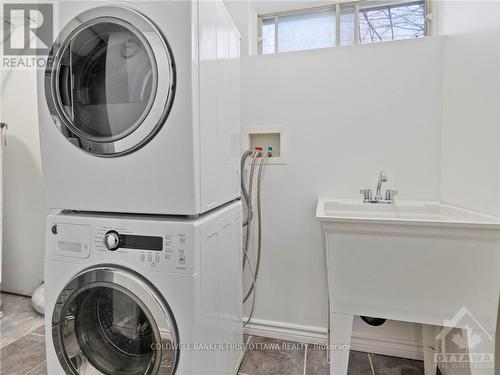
[52,268,178,375]
[45,7,175,157]
[59,21,156,142]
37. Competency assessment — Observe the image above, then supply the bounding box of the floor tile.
[26,361,48,375]
[31,324,46,336]
[239,336,306,375]
[348,351,374,375]
[0,293,44,348]
[0,334,46,375]
[305,346,373,375]
[370,353,424,375]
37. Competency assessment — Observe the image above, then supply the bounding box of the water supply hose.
[241,149,254,226]
[243,151,259,270]
[243,151,268,304]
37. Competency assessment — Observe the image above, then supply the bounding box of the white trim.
[351,331,424,361]
[354,3,360,43]
[335,3,341,47]
[243,317,328,344]
[242,317,424,360]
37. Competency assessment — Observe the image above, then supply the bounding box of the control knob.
[103,231,120,251]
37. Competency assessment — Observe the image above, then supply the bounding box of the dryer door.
[45,6,175,157]
[52,266,179,375]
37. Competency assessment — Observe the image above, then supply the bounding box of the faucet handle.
[385,189,398,201]
[360,189,372,202]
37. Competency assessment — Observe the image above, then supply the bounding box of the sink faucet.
[375,171,387,200]
[360,171,398,204]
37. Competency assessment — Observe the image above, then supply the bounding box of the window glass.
[60,287,159,374]
[359,2,425,43]
[261,17,276,54]
[60,21,156,141]
[277,9,335,53]
[258,1,427,54]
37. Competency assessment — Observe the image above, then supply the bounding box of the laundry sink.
[316,198,500,228]
[316,198,500,375]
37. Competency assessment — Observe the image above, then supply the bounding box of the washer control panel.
[94,225,194,273]
[103,231,120,251]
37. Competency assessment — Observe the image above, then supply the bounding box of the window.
[260,8,336,54]
[258,0,428,54]
[359,2,426,43]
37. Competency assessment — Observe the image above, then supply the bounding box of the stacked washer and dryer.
[37,1,243,374]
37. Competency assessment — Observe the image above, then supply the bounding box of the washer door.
[45,6,175,157]
[52,266,179,375]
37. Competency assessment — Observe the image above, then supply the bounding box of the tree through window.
[359,1,425,43]
[258,0,428,54]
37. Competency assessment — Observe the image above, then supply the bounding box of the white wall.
[239,37,443,336]
[226,0,444,353]
[440,1,500,216]
[438,3,500,374]
[0,68,47,296]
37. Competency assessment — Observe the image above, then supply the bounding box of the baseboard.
[351,332,424,361]
[243,317,423,361]
[243,317,328,345]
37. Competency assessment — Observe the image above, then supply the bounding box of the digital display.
[120,234,163,251]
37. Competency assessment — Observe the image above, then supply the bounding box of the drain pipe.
[361,316,386,326]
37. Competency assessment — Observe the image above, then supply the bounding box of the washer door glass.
[59,21,156,142]
[46,7,175,156]
[52,268,178,375]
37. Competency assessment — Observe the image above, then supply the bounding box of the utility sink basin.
[316,198,500,229]
[316,198,500,375]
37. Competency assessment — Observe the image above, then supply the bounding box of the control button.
[51,225,58,235]
[155,254,160,263]
[178,235,186,244]
[103,231,120,251]
[140,253,145,262]
[148,254,153,262]
[178,255,186,265]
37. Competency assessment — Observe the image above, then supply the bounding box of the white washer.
[44,201,243,375]
[38,0,241,215]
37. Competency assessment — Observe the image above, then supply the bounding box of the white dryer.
[44,201,243,375]
[38,0,241,215]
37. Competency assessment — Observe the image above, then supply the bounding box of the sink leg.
[330,312,353,375]
[468,330,496,375]
[422,324,439,375]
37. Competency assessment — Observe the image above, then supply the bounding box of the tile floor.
[0,293,425,375]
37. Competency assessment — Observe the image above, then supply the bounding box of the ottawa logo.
[434,307,494,372]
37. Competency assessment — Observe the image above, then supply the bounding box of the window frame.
[257,0,431,54]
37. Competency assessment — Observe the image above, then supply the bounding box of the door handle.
[0,122,7,147]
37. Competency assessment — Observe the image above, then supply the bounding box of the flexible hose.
[243,151,268,303]
[243,152,259,270]
[241,149,254,226]
[242,242,257,327]
[241,150,258,325]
